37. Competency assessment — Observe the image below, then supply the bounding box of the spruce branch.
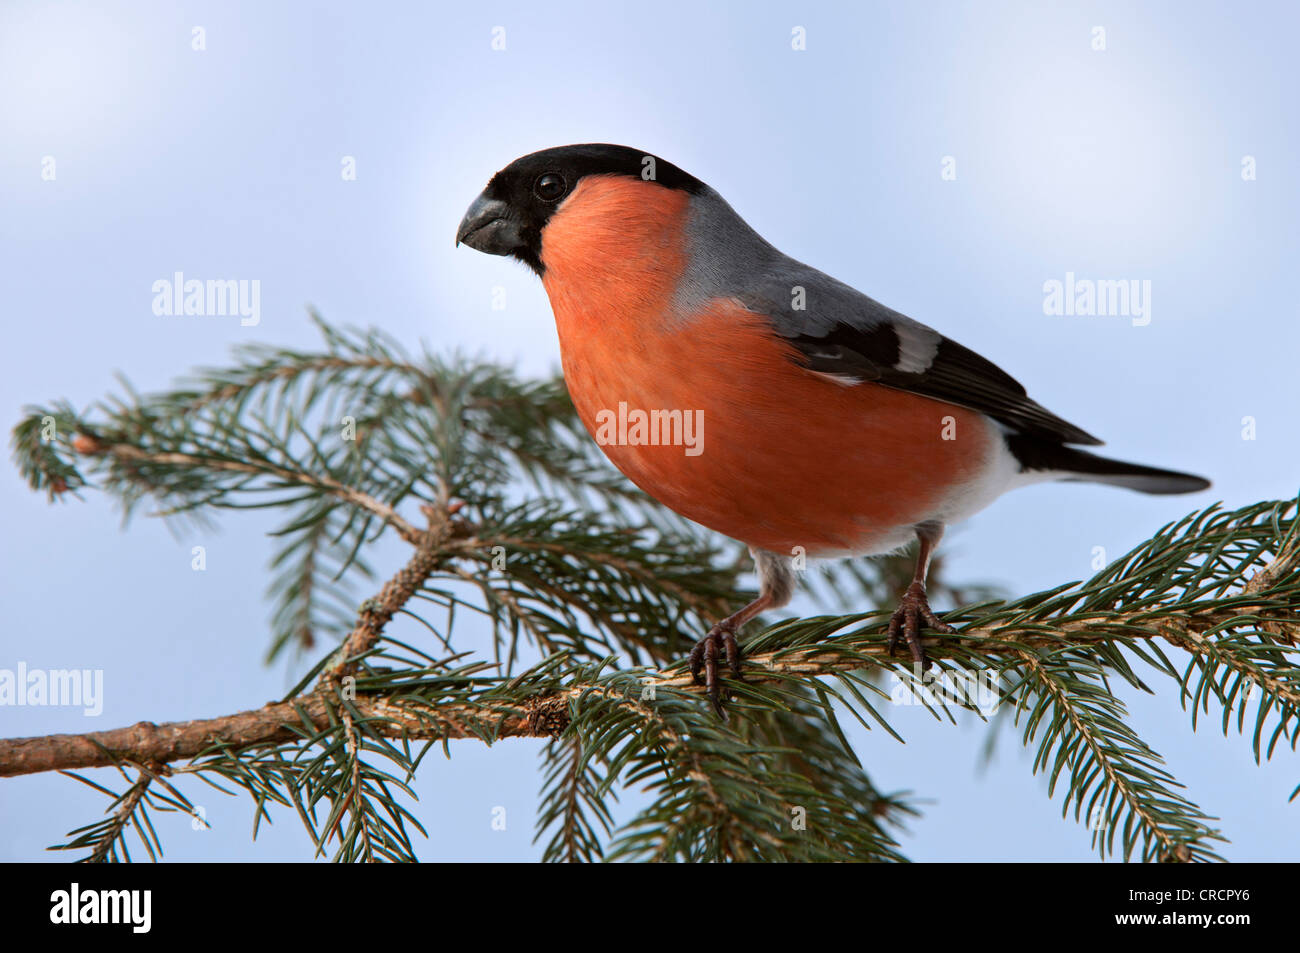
[51,760,204,863]
[8,317,1297,862]
[5,499,1295,859]
[536,733,616,863]
[72,435,423,541]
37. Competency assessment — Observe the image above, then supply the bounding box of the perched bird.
[456,144,1209,711]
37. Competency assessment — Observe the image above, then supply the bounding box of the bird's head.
[456,144,706,276]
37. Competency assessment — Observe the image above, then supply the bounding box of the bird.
[456,143,1210,712]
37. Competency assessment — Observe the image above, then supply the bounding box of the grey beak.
[456,194,522,255]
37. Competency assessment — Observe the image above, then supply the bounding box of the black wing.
[784,320,1103,447]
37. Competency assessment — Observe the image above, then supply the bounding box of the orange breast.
[541,176,995,555]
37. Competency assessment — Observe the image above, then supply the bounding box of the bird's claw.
[688,621,745,716]
[886,581,956,669]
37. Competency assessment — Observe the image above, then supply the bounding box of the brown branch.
[1,529,1294,780]
[0,694,532,778]
[3,598,1295,779]
[0,500,476,781]
[326,503,472,676]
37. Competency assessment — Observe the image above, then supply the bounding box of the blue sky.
[1,0,1296,861]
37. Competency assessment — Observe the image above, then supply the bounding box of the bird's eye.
[533,173,567,202]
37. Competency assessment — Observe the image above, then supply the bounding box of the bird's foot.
[688,620,745,717]
[887,581,956,669]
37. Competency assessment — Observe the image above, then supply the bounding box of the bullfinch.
[456,143,1209,712]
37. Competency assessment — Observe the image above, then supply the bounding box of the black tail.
[1007,437,1210,495]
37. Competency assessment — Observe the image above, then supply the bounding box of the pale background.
[1,0,1296,861]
